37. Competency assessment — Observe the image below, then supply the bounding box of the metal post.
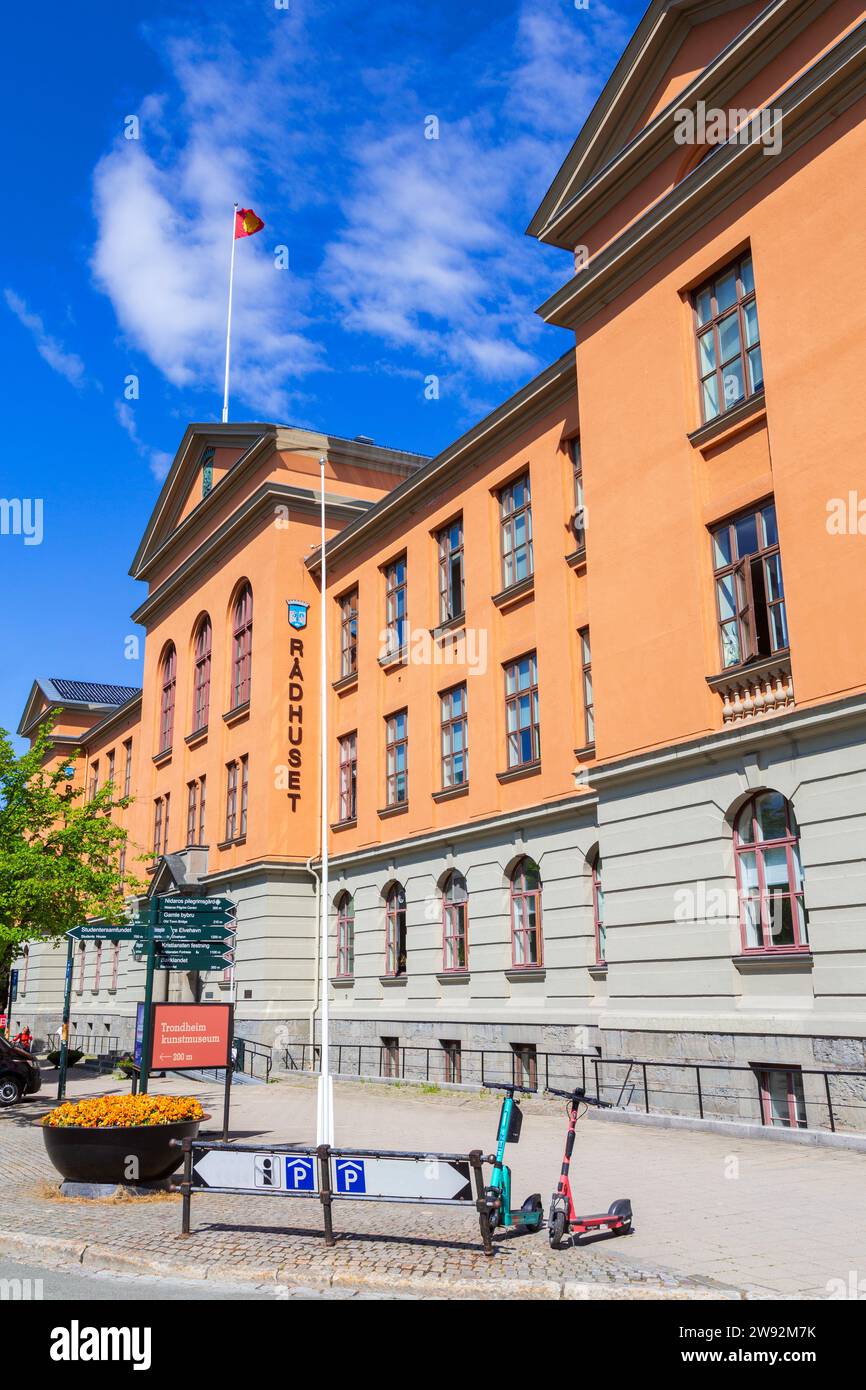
[139,903,157,1095]
[696,1065,704,1120]
[642,1062,650,1113]
[56,933,75,1102]
[824,1071,835,1133]
[222,1005,234,1141]
[317,1144,335,1246]
[316,454,334,1147]
[471,1150,494,1256]
[180,1138,193,1235]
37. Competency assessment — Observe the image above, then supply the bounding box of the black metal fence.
[281,1041,866,1136]
[47,1032,120,1058]
[232,1035,272,1082]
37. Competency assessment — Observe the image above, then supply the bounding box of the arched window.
[192,616,212,731]
[591,851,605,964]
[442,872,468,972]
[231,583,253,709]
[734,792,808,952]
[510,858,542,968]
[385,883,407,977]
[158,644,176,752]
[336,893,355,978]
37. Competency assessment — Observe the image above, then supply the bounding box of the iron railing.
[281,1041,866,1136]
[47,1032,120,1058]
[232,1035,272,1082]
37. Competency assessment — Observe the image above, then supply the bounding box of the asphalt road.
[0,1257,406,1300]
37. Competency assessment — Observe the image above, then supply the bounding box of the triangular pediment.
[528,0,769,244]
[129,423,275,581]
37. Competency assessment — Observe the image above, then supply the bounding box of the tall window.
[159,644,177,752]
[693,252,762,422]
[163,791,170,852]
[88,762,99,801]
[440,684,468,788]
[231,583,253,708]
[437,518,464,623]
[93,941,102,992]
[579,628,594,745]
[385,710,408,806]
[225,761,239,841]
[385,883,407,976]
[110,941,120,992]
[734,792,808,953]
[201,446,215,498]
[336,893,355,978]
[76,942,86,994]
[384,557,407,656]
[106,750,115,786]
[198,774,207,843]
[441,1040,462,1084]
[505,654,540,768]
[123,739,133,797]
[442,872,468,972]
[186,781,198,846]
[712,502,787,669]
[193,616,212,730]
[591,851,605,964]
[499,474,533,588]
[152,797,164,859]
[239,756,249,837]
[512,1042,537,1090]
[510,858,543,968]
[508,856,542,967]
[570,439,585,549]
[338,732,357,822]
[340,590,358,678]
[118,842,127,883]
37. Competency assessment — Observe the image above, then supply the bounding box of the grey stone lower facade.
[11,695,866,1132]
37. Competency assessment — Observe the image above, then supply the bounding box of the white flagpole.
[316,454,334,1146]
[222,203,238,424]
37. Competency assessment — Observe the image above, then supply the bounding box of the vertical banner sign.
[286,630,305,813]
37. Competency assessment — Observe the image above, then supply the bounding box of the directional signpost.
[58,919,141,1100]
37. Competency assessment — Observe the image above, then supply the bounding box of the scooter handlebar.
[545,1085,613,1109]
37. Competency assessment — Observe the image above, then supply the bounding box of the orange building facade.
[13,0,866,1126]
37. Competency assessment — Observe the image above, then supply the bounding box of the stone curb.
[0,1229,760,1300]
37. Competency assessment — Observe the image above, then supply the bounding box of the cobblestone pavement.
[2,1070,863,1298]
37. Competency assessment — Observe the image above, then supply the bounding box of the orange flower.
[43,1094,204,1128]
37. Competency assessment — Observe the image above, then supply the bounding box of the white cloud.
[115,400,173,482]
[4,289,88,388]
[90,23,325,422]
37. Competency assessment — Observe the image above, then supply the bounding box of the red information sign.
[149,1003,232,1070]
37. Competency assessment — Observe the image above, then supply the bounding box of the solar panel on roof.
[49,679,141,705]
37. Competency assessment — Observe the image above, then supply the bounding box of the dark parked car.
[0,1036,42,1105]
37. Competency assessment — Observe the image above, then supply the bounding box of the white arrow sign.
[330,1155,472,1202]
[192,1148,318,1194]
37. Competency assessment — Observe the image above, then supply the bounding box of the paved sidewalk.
[2,1070,863,1298]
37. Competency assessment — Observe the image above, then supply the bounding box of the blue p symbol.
[335,1160,365,1193]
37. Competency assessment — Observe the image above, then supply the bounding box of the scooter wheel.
[485,1207,500,1235]
[608,1198,632,1233]
[548,1209,567,1249]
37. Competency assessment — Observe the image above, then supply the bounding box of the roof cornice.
[130,425,428,584]
[306,351,576,575]
[131,481,374,629]
[536,17,866,330]
[534,0,830,250]
[527,0,763,240]
[79,693,143,747]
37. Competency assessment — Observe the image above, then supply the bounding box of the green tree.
[0,720,142,997]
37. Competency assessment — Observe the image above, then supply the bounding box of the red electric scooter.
[545,1085,633,1249]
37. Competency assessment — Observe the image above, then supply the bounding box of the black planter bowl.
[42,1113,209,1184]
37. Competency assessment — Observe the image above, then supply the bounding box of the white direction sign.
[330,1155,472,1202]
[192,1148,317,1194]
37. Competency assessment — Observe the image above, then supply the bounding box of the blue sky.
[0,0,644,741]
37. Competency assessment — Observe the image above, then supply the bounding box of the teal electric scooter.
[479,1082,543,1242]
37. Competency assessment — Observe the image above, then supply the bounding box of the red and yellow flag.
[234,207,265,239]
